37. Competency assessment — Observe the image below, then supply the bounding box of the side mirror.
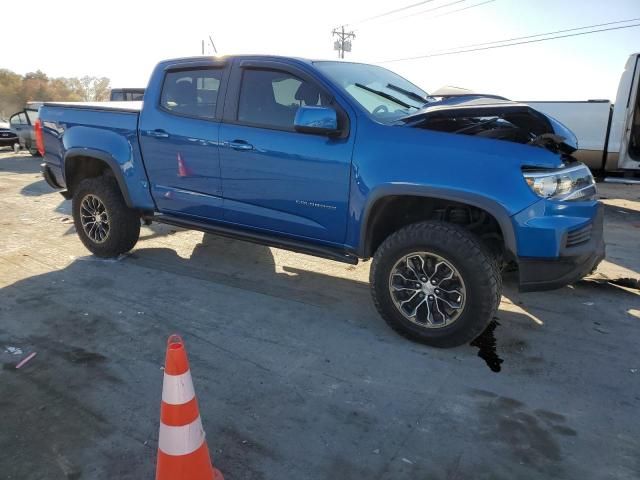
[294,106,339,135]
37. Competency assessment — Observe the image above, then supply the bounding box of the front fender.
[356,183,517,258]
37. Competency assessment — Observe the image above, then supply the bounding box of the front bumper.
[515,202,605,292]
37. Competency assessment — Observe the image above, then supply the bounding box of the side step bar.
[147,214,359,265]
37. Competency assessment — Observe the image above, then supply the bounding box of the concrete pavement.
[0,149,638,479]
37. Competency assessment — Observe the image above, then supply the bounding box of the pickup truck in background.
[525,52,640,173]
[36,55,603,347]
[109,88,145,101]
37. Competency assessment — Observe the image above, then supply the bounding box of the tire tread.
[370,221,502,347]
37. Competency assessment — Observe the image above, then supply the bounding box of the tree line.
[0,69,111,119]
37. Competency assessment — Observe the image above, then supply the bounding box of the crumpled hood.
[400,95,578,154]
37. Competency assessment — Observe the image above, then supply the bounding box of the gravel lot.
[0,149,639,479]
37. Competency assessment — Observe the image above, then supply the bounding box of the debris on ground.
[5,346,23,355]
[15,352,37,369]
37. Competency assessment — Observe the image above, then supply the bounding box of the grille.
[566,223,592,247]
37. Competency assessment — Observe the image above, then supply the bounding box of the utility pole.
[332,26,355,59]
[201,35,218,55]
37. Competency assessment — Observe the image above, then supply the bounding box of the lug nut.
[431,279,437,285]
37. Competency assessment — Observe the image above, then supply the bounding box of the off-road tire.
[370,221,502,348]
[72,175,140,257]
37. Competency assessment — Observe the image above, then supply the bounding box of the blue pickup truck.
[37,55,604,347]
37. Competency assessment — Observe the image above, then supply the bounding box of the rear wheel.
[370,221,501,348]
[72,176,140,257]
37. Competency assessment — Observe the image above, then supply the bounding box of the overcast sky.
[3,0,639,100]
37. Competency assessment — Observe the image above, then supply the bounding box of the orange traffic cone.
[177,153,193,177]
[156,335,224,480]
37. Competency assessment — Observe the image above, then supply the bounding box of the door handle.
[146,129,169,138]
[225,140,254,151]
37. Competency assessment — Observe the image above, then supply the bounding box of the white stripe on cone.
[162,370,196,405]
[159,416,206,456]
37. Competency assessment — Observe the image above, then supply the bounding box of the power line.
[420,0,496,22]
[387,0,469,24]
[339,0,437,28]
[379,21,640,63]
[423,16,640,53]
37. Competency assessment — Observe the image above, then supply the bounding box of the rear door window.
[25,109,39,124]
[11,113,27,126]
[161,69,223,120]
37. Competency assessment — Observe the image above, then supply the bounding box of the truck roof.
[159,54,317,65]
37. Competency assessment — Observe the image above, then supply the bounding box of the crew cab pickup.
[37,55,604,347]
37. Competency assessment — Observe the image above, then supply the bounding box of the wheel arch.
[64,148,133,207]
[358,185,517,259]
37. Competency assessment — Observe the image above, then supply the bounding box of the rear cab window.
[161,69,223,120]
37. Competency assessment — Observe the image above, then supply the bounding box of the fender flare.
[358,184,517,258]
[64,148,133,207]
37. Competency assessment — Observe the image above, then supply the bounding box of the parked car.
[36,55,603,347]
[110,88,145,101]
[0,120,18,148]
[9,103,42,156]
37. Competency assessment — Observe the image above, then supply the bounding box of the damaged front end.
[398,96,578,156]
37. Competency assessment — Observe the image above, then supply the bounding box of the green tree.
[0,68,111,119]
[0,69,23,119]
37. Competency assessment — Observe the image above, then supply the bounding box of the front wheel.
[72,175,140,257]
[370,221,502,348]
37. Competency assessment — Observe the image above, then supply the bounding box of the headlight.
[523,165,596,201]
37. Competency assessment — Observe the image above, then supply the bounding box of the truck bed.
[38,101,147,207]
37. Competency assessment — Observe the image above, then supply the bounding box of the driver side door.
[218,60,355,244]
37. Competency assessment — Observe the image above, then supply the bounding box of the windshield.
[315,61,431,123]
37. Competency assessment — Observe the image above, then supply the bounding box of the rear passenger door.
[218,60,354,244]
[139,62,229,219]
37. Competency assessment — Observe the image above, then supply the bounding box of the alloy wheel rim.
[388,252,466,329]
[80,194,110,244]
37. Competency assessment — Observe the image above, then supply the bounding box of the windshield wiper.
[354,83,417,110]
[386,83,432,105]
